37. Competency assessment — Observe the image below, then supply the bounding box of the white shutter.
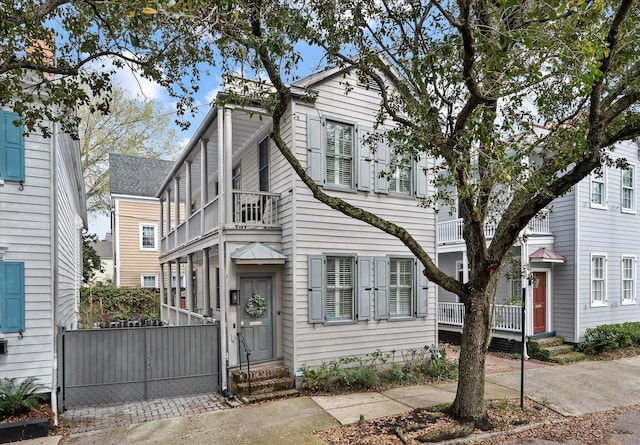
[307,115,324,184]
[415,259,429,317]
[357,127,372,191]
[374,136,389,193]
[357,257,372,320]
[374,257,389,320]
[308,255,324,323]
[415,153,429,198]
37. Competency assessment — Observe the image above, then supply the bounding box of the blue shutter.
[415,154,428,198]
[0,262,26,333]
[357,128,372,192]
[0,111,25,181]
[308,255,324,323]
[374,257,388,320]
[307,115,324,184]
[374,137,389,193]
[357,257,371,320]
[416,259,429,317]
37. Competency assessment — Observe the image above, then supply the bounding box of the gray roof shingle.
[109,154,174,197]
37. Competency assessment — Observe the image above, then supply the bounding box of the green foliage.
[579,322,640,354]
[79,86,180,213]
[82,231,102,284]
[79,286,160,328]
[300,346,457,393]
[0,377,46,420]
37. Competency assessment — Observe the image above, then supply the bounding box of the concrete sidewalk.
[59,355,640,444]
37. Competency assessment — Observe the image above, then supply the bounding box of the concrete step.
[551,351,587,365]
[545,344,576,357]
[235,376,296,396]
[532,336,565,347]
[240,388,300,404]
[231,365,290,384]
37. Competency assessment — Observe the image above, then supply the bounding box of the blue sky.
[89,43,327,238]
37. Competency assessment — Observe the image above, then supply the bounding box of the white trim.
[324,117,358,190]
[621,164,636,213]
[141,274,158,288]
[590,253,607,307]
[139,223,158,251]
[621,255,635,305]
[589,169,607,209]
[111,194,161,203]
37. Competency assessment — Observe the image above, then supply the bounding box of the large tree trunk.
[450,279,498,430]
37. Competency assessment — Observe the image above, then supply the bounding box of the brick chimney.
[26,33,55,80]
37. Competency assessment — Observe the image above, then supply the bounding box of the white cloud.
[90,52,166,100]
[204,87,221,104]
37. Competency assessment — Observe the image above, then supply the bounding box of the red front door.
[533,271,547,334]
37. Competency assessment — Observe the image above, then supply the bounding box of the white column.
[203,248,210,317]
[218,109,225,227]
[159,198,164,240]
[166,189,171,234]
[185,161,192,237]
[175,258,181,309]
[462,251,469,282]
[200,138,208,234]
[159,263,165,306]
[186,254,194,312]
[217,107,228,391]
[224,107,233,224]
[174,177,180,249]
[167,261,173,306]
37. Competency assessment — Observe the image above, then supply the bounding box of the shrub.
[300,345,456,393]
[79,287,161,328]
[0,377,46,420]
[579,322,640,354]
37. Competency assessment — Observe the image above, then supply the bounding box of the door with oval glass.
[239,276,274,362]
[532,271,547,334]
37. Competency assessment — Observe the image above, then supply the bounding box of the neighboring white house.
[0,108,86,400]
[436,135,640,345]
[155,68,438,390]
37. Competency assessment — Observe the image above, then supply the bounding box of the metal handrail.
[237,332,252,396]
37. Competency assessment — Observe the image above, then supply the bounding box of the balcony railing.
[161,190,280,254]
[437,302,522,332]
[437,209,550,244]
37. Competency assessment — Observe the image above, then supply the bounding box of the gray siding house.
[155,68,437,389]
[437,138,640,344]
[0,109,86,403]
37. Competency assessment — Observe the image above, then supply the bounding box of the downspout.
[217,107,229,391]
[50,123,59,426]
[289,100,299,372]
[574,186,580,343]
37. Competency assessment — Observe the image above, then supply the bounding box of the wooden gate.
[58,324,219,409]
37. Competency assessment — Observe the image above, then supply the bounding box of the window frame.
[388,161,413,196]
[232,163,242,190]
[388,256,414,319]
[325,120,355,190]
[590,253,607,307]
[621,165,635,213]
[141,274,158,288]
[590,169,606,209]
[139,224,157,251]
[324,254,356,322]
[621,255,635,305]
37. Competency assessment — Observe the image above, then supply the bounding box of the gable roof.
[109,154,174,197]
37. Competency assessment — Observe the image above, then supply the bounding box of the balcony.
[437,302,522,332]
[161,190,280,254]
[437,209,550,245]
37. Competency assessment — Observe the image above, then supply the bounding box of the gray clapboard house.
[0,108,86,400]
[155,68,437,390]
[437,137,640,345]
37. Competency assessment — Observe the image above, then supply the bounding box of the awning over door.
[231,242,286,265]
[529,247,566,263]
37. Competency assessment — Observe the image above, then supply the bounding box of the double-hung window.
[325,256,354,320]
[140,225,156,250]
[140,224,157,250]
[389,163,412,195]
[622,256,635,305]
[389,258,413,317]
[591,254,607,306]
[622,166,635,212]
[590,170,606,208]
[326,121,354,188]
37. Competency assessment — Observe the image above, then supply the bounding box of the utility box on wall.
[0,339,7,355]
